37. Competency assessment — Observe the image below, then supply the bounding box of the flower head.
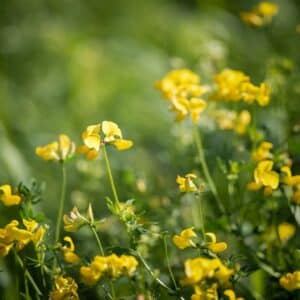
[205,232,228,253]
[252,141,273,161]
[62,236,81,264]
[0,184,21,206]
[49,276,79,300]
[279,271,300,292]
[176,173,198,193]
[172,227,197,250]
[63,207,86,232]
[36,134,75,162]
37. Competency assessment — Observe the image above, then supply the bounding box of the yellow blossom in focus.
[252,141,273,161]
[62,236,80,264]
[49,275,79,300]
[63,207,86,232]
[278,223,296,244]
[205,232,227,253]
[0,184,21,206]
[23,219,46,247]
[176,173,198,193]
[102,121,133,150]
[172,228,197,250]
[279,271,300,292]
[36,134,75,161]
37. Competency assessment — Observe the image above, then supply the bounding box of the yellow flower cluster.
[0,184,21,206]
[213,69,270,106]
[36,134,75,161]
[155,69,208,123]
[241,2,279,27]
[80,254,138,285]
[0,219,45,256]
[172,228,227,253]
[49,275,79,300]
[279,271,300,292]
[214,109,251,135]
[77,121,133,160]
[181,257,234,298]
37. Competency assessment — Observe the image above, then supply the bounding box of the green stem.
[163,236,178,290]
[195,193,206,240]
[90,224,116,299]
[102,146,120,207]
[192,124,225,214]
[90,224,105,256]
[54,163,67,243]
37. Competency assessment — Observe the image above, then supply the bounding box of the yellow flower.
[102,121,133,150]
[192,283,218,300]
[62,236,80,264]
[156,69,208,123]
[240,2,278,27]
[213,69,270,106]
[252,142,273,161]
[205,232,227,253]
[49,276,79,300]
[278,223,296,244]
[176,173,198,193]
[23,219,46,247]
[181,257,234,287]
[224,289,244,300]
[0,184,21,206]
[172,228,197,250]
[279,271,300,292]
[234,110,251,135]
[36,134,75,161]
[80,254,138,285]
[253,160,279,191]
[292,185,300,205]
[63,207,86,232]
[78,124,101,160]
[281,166,300,186]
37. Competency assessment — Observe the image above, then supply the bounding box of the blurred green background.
[0,0,300,297]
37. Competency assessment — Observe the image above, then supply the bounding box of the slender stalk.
[54,162,67,243]
[163,236,178,290]
[90,224,105,256]
[195,192,206,240]
[192,125,225,214]
[102,145,120,206]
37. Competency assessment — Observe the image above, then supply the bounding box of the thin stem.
[102,145,120,206]
[163,236,178,290]
[195,193,206,240]
[55,163,67,243]
[192,124,225,214]
[90,224,105,256]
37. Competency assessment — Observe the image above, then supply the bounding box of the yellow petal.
[113,139,133,151]
[102,121,122,141]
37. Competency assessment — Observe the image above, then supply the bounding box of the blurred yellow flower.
[80,254,138,285]
[192,283,218,300]
[172,227,197,250]
[62,236,81,264]
[292,185,300,205]
[224,289,244,300]
[213,69,270,106]
[176,173,198,193]
[49,276,79,300]
[181,257,234,287]
[241,2,278,27]
[252,141,273,161]
[281,166,300,186]
[279,271,300,292]
[36,134,75,161]
[0,184,21,206]
[205,232,227,253]
[156,69,208,123]
[278,223,296,244]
